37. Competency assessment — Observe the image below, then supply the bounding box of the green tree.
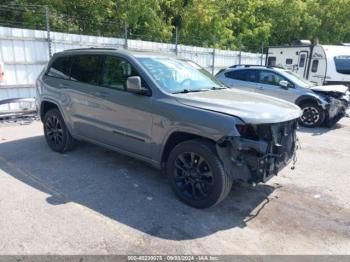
[1,0,350,51]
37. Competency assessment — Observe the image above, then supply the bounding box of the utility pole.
[45,5,52,58]
[124,21,128,49]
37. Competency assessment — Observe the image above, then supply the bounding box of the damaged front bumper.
[216,120,298,184]
[325,97,347,127]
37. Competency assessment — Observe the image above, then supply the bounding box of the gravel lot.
[0,113,349,255]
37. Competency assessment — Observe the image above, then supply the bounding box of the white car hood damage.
[175,89,302,124]
[310,85,348,94]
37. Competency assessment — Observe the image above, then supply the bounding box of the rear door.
[222,69,259,93]
[66,54,104,137]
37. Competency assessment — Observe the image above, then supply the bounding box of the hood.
[174,89,302,124]
[310,85,348,94]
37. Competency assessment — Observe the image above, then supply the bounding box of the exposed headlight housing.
[236,124,259,140]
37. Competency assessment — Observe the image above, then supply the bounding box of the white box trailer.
[266,41,350,88]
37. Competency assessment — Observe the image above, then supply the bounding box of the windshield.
[137,57,223,93]
[281,69,315,88]
[334,56,350,74]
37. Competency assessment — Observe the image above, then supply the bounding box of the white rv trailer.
[266,41,350,88]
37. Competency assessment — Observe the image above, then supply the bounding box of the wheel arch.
[40,99,74,133]
[295,95,321,107]
[160,131,216,167]
[40,100,61,121]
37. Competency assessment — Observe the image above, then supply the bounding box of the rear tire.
[299,102,325,127]
[166,139,232,209]
[43,108,75,153]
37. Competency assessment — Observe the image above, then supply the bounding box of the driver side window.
[258,70,289,87]
[101,56,141,91]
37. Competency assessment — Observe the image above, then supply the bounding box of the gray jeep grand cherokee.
[36,48,301,208]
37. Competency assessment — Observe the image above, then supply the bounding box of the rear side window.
[311,60,319,72]
[70,55,101,85]
[47,56,72,79]
[225,69,259,82]
[267,56,276,66]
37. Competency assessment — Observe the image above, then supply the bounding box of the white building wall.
[0,26,265,111]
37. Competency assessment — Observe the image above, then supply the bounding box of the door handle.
[59,83,70,89]
[94,91,108,98]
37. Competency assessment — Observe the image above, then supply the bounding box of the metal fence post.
[45,5,52,58]
[238,37,243,64]
[212,47,216,75]
[124,21,128,49]
[261,42,264,65]
[175,26,179,56]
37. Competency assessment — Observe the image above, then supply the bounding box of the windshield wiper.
[211,86,227,90]
[172,88,211,94]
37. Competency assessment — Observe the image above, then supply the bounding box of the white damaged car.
[216,65,349,127]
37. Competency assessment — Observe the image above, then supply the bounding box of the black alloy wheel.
[173,152,214,201]
[166,139,232,208]
[299,103,325,127]
[45,113,64,147]
[43,108,75,153]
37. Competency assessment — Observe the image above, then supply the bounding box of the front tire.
[166,139,232,209]
[43,108,75,153]
[299,102,325,127]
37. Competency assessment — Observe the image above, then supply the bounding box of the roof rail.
[229,64,263,68]
[64,47,118,52]
[228,64,285,69]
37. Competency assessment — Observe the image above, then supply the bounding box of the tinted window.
[311,60,319,72]
[267,57,276,66]
[101,56,141,90]
[286,58,293,64]
[259,70,287,86]
[299,54,306,67]
[225,70,246,81]
[47,56,71,79]
[225,69,259,82]
[70,55,101,85]
[334,56,350,74]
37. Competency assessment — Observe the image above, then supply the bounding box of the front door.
[255,70,298,103]
[87,55,153,157]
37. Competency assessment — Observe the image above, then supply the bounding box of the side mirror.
[279,80,290,89]
[126,76,150,95]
